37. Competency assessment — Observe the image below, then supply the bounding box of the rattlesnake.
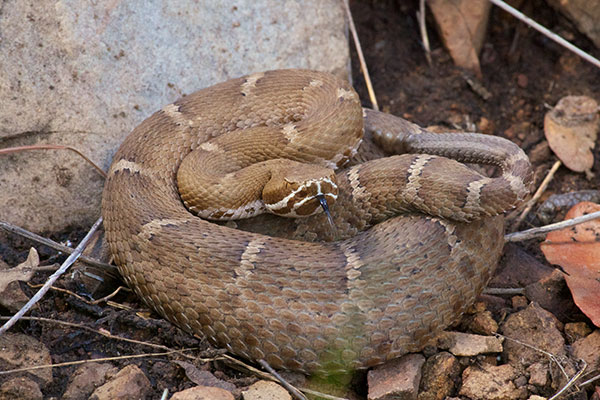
[102,69,532,375]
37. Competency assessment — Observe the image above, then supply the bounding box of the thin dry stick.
[483,287,524,296]
[579,373,600,388]
[342,0,379,111]
[0,315,180,353]
[495,333,572,379]
[504,210,600,242]
[0,217,103,335]
[512,160,562,229]
[258,359,308,400]
[0,144,107,179]
[417,0,432,65]
[496,332,590,399]
[91,286,130,304]
[25,283,128,308]
[548,360,588,400]
[221,355,346,400]
[489,0,600,69]
[222,354,274,380]
[299,388,349,400]
[0,220,116,272]
[0,348,200,376]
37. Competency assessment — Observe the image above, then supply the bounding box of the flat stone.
[436,331,503,356]
[89,364,151,400]
[368,353,425,400]
[171,385,234,400]
[62,363,117,400]
[0,0,350,233]
[242,380,291,400]
[417,352,460,400]
[500,303,566,367]
[0,377,43,400]
[0,333,52,388]
[460,363,526,400]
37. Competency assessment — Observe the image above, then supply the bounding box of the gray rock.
[0,333,53,388]
[526,362,549,388]
[62,363,117,400]
[500,303,566,367]
[460,363,526,400]
[0,0,350,233]
[368,354,426,400]
[436,331,504,356]
[171,385,235,400]
[0,377,43,400]
[242,380,291,400]
[418,352,460,400]
[89,364,151,400]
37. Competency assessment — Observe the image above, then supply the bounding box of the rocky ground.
[1,1,600,399]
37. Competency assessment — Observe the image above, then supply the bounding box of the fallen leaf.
[544,95,599,175]
[0,247,37,292]
[540,202,600,327]
[428,0,491,78]
[0,248,38,312]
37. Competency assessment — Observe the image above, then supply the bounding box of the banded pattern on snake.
[102,69,532,374]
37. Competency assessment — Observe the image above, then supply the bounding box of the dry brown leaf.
[544,95,599,175]
[540,202,600,327]
[428,0,491,78]
[0,248,38,312]
[0,247,37,292]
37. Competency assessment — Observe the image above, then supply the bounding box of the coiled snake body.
[102,70,532,374]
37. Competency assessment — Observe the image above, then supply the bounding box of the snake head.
[262,165,338,218]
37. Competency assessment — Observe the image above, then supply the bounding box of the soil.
[1,0,600,399]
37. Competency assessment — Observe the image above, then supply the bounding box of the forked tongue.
[317,194,336,233]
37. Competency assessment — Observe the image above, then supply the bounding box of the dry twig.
[512,160,561,229]
[342,0,378,110]
[0,220,116,272]
[0,217,103,335]
[417,0,432,65]
[258,359,308,400]
[0,315,186,353]
[490,0,600,69]
[505,210,600,242]
[0,144,106,179]
[0,348,201,376]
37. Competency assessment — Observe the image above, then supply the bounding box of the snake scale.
[102,69,532,375]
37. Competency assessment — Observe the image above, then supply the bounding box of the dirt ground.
[1,0,600,398]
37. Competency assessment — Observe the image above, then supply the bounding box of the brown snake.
[102,69,532,375]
